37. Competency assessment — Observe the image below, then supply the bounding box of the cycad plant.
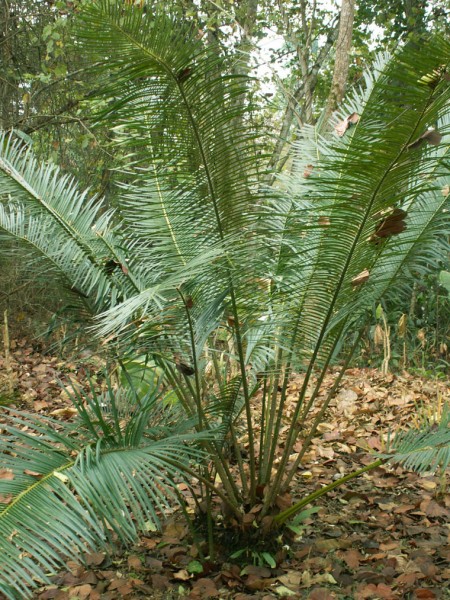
[1,2,450,597]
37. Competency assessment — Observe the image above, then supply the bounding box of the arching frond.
[0,384,208,600]
[381,405,450,473]
[0,132,143,310]
[268,36,450,371]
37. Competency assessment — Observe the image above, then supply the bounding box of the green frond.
[269,35,450,370]
[0,384,209,599]
[70,0,272,338]
[76,0,266,237]
[381,406,450,473]
[0,132,143,311]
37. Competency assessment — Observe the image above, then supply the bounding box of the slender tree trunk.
[268,23,339,174]
[323,0,355,124]
[0,1,15,129]
[235,0,258,77]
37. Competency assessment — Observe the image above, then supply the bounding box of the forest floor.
[1,338,450,600]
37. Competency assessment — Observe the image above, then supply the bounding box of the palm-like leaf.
[381,405,450,473]
[272,41,450,366]
[0,133,145,311]
[0,384,207,600]
[72,0,270,351]
[259,42,450,489]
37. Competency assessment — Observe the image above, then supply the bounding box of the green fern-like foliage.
[382,405,450,473]
[1,1,450,596]
[0,382,209,599]
[0,133,142,311]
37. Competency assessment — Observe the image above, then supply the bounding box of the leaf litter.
[0,340,449,599]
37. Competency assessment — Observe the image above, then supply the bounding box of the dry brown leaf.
[127,555,143,571]
[352,269,370,287]
[245,573,272,591]
[418,479,437,491]
[190,577,219,598]
[304,164,314,178]
[413,589,437,599]
[68,584,91,599]
[341,548,362,570]
[84,552,106,567]
[141,537,158,550]
[242,512,256,525]
[162,520,188,541]
[49,407,78,419]
[308,588,336,600]
[23,469,43,478]
[150,574,170,590]
[173,569,191,581]
[34,400,50,410]
[420,499,449,518]
[37,587,60,599]
[371,208,407,243]
[408,129,442,150]
[373,583,396,599]
[314,539,342,553]
[0,469,14,480]
[243,565,272,578]
[277,570,302,589]
[335,112,360,137]
[378,502,397,511]
[275,491,292,511]
[335,119,349,137]
[393,504,416,514]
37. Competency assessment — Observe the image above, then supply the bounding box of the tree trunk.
[267,23,339,175]
[323,0,355,124]
[0,2,15,129]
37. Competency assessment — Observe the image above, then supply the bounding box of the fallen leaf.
[127,555,143,571]
[378,502,397,511]
[420,499,448,518]
[34,400,49,410]
[308,588,336,600]
[304,164,314,178]
[68,584,91,599]
[373,583,396,599]
[84,552,106,567]
[352,269,370,287]
[245,573,272,591]
[151,574,170,590]
[341,548,361,570]
[189,578,219,598]
[24,469,43,478]
[243,565,272,578]
[371,208,407,243]
[274,585,298,597]
[173,569,191,581]
[49,407,78,419]
[277,570,302,589]
[413,590,437,599]
[335,112,360,137]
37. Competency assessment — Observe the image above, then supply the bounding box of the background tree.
[323,0,355,123]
